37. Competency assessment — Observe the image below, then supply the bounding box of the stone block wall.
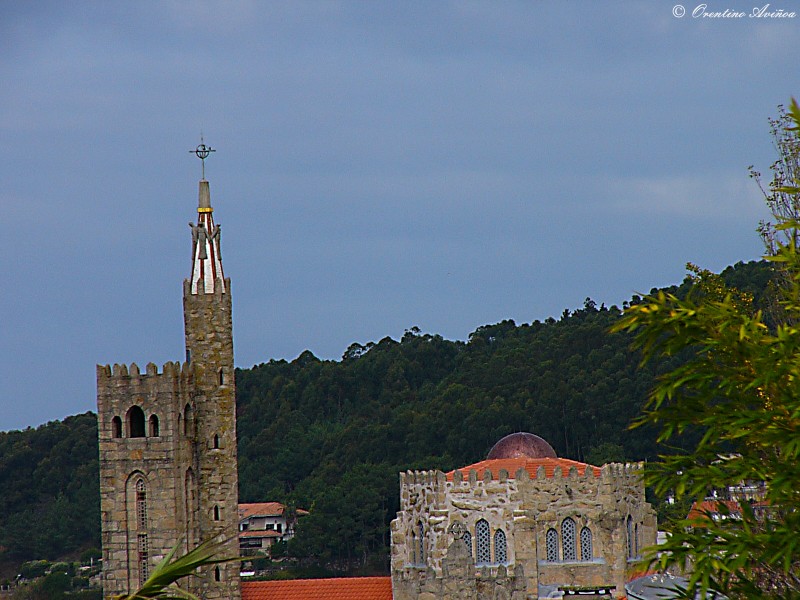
[391,461,657,599]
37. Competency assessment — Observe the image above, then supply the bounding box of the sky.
[2,1,799,432]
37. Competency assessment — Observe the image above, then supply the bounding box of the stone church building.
[390,433,657,599]
[96,171,240,600]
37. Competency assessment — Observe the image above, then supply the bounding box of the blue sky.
[2,2,799,431]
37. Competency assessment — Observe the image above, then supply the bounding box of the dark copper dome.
[487,432,557,460]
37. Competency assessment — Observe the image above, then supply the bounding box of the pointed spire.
[188,140,225,294]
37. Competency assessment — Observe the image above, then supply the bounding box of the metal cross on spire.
[190,134,216,180]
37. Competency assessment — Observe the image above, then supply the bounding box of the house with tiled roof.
[239,502,309,554]
[390,432,657,600]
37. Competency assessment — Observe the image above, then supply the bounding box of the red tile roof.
[686,499,741,522]
[241,577,392,600]
[239,503,309,519]
[446,457,600,481]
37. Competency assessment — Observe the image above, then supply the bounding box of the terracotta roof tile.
[239,503,309,520]
[446,457,600,481]
[687,499,741,522]
[241,577,392,600]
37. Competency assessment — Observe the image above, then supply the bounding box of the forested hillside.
[0,260,774,577]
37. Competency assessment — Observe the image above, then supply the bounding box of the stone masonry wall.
[391,462,657,599]
[183,278,240,600]
[97,361,193,598]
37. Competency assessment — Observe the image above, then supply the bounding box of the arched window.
[417,522,425,565]
[218,369,225,386]
[580,527,593,561]
[546,528,559,562]
[214,566,221,582]
[635,523,640,558]
[128,406,145,438]
[136,479,147,530]
[213,505,220,521]
[463,531,472,558]
[213,434,220,449]
[148,415,159,437]
[112,416,122,438]
[410,530,417,565]
[494,529,507,564]
[562,518,576,561]
[183,404,193,437]
[626,515,634,559]
[134,478,149,582]
[475,519,491,565]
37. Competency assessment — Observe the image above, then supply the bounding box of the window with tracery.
[546,528,558,562]
[476,519,491,565]
[463,531,472,557]
[494,529,507,564]
[562,518,576,561]
[136,480,147,530]
[580,526,593,561]
[417,522,425,565]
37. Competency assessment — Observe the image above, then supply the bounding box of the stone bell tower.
[97,142,240,600]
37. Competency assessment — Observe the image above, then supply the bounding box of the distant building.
[238,502,309,554]
[390,432,657,599]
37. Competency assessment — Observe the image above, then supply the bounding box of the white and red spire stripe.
[190,180,226,294]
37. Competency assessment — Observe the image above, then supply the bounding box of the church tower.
[97,149,240,600]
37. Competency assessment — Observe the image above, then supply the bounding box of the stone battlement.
[97,361,191,380]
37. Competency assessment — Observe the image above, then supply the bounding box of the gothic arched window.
[494,529,507,564]
[463,531,472,558]
[418,522,425,565]
[562,518,576,561]
[580,526,593,561]
[546,528,559,562]
[128,406,145,438]
[476,519,491,565]
[148,415,159,437]
[626,515,634,559]
[112,416,122,438]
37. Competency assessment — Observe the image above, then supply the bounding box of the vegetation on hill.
[0,259,777,578]
[0,412,99,578]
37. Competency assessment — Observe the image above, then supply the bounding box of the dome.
[486,432,557,460]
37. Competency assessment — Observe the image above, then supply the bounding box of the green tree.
[613,99,800,599]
